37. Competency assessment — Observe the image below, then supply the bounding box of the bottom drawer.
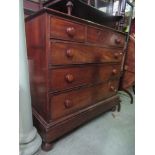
[50,80,119,120]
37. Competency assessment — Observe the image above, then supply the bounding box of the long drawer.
[50,80,119,120]
[50,17,85,42]
[87,26,126,47]
[49,41,123,65]
[49,64,121,92]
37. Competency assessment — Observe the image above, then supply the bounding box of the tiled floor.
[39,90,135,155]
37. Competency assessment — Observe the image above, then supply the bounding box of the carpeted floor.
[39,90,135,155]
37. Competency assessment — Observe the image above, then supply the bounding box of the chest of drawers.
[25,8,126,151]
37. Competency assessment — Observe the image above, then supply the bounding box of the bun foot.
[41,142,53,151]
[111,99,121,112]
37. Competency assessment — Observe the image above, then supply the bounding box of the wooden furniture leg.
[111,98,121,112]
[117,101,121,112]
[66,1,73,15]
[122,88,133,104]
[132,84,135,94]
[42,142,54,151]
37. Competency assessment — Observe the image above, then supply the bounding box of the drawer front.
[49,41,123,65]
[87,26,126,47]
[49,64,121,92]
[50,17,85,42]
[50,80,119,120]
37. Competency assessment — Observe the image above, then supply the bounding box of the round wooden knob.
[65,74,74,83]
[66,27,76,37]
[115,38,121,44]
[110,86,117,92]
[64,99,72,108]
[114,53,119,59]
[112,69,117,75]
[124,65,128,71]
[120,52,123,56]
[66,49,74,58]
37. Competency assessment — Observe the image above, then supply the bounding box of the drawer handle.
[65,74,74,83]
[114,52,119,59]
[112,69,117,75]
[114,52,123,59]
[115,38,121,44]
[64,99,73,108]
[66,27,76,37]
[110,86,117,92]
[66,49,74,58]
[120,52,123,56]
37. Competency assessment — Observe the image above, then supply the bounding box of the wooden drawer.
[49,41,123,65]
[87,26,126,47]
[50,80,119,120]
[50,17,85,42]
[49,64,121,92]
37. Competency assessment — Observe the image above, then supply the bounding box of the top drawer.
[50,17,85,42]
[87,26,126,47]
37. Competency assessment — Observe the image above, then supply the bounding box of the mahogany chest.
[25,8,126,151]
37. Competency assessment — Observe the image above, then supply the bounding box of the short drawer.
[49,41,123,65]
[50,80,119,120]
[50,17,85,42]
[87,26,126,47]
[49,64,121,92]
